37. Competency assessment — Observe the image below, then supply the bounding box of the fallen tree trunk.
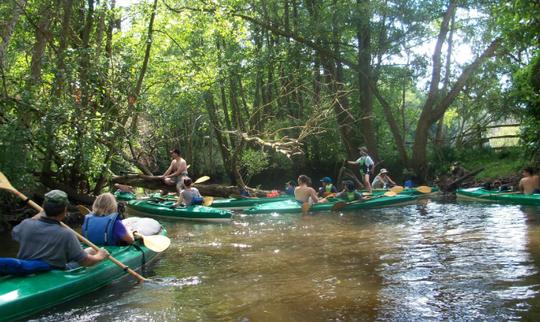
[440,167,484,192]
[111,174,272,197]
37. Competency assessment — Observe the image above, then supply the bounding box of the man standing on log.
[161,148,189,194]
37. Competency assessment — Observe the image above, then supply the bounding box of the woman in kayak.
[295,175,321,204]
[371,168,397,189]
[82,193,135,246]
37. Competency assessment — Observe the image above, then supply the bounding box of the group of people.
[8,145,539,275]
[9,190,136,273]
[161,148,203,207]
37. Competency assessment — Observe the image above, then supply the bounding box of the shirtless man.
[519,167,540,194]
[162,149,189,193]
[294,175,320,204]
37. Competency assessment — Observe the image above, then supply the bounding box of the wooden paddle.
[0,172,147,282]
[331,191,397,212]
[301,202,311,215]
[77,205,171,253]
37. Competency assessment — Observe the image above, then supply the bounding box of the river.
[3,198,540,321]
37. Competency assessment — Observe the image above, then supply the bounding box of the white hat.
[380,168,389,174]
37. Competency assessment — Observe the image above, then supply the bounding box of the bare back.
[519,175,540,194]
[294,186,318,204]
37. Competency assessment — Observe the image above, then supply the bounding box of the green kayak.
[0,230,165,321]
[114,191,137,201]
[127,199,232,222]
[366,187,439,196]
[148,193,294,209]
[245,194,417,214]
[209,195,293,208]
[456,188,540,206]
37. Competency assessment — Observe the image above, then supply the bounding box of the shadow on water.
[2,200,540,321]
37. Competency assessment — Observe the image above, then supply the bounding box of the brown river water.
[2,198,540,321]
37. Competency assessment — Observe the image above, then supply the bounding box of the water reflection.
[5,201,538,321]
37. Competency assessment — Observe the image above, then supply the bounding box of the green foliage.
[239,149,269,184]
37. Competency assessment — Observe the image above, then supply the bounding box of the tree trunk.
[111,174,271,197]
[28,1,54,85]
[355,0,378,160]
[0,0,27,65]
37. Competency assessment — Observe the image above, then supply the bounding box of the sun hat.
[379,168,389,174]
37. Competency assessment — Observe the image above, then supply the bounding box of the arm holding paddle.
[0,172,147,282]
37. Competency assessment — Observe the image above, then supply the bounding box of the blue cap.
[320,177,332,183]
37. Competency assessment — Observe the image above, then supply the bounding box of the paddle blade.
[0,172,15,192]
[390,185,404,194]
[203,196,214,206]
[301,202,310,215]
[416,186,432,194]
[77,205,91,215]
[141,234,171,252]
[383,191,397,197]
[194,176,210,184]
[331,201,347,212]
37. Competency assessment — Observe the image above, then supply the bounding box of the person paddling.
[11,190,109,270]
[519,167,540,194]
[335,181,364,201]
[82,193,135,246]
[318,177,338,197]
[347,146,374,194]
[294,175,320,205]
[174,177,204,206]
[161,148,189,194]
[371,168,397,189]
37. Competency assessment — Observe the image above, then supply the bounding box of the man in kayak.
[295,175,320,205]
[519,167,540,194]
[347,146,374,194]
[162,148,189,194]
[318,177,337,197]
[12,190,109,270]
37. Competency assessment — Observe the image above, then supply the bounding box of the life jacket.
[322,184,335,197]
[82,212,121,246]
[346,191,356,201]
[191,196,203,205]
[0,258,52,275]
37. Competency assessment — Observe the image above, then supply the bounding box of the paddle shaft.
[12,189,147,282]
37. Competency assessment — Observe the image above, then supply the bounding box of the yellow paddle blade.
[194,176,210,184]
[0,171,16,192]
[383,191,397,197]
[141,234,171,253]
[203,196,214,206]
[390,185,404,194]
[416,186,432,194]
[301,202,310,215]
